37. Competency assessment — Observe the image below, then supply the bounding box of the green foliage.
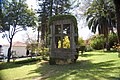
[39,47,49,60]
[37,0,71,42]
[78,37,85,46]
[90,35,105,50]
[27,42,49,60]
[89,33,118,50]
[109,33,118,48]
[26,39,49,60]
[1,0,37,36]
[85,0,115,34]
[0,51,120,80]
[26,42,38,53]
[1,0,37,62]
[1,0,37,32]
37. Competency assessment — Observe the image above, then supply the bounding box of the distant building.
[2,41,27,57]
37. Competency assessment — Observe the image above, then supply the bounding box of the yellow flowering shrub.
[58,36,70,48]
[113,44,120,50]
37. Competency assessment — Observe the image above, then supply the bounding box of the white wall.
[2,46,26,57]
[2,46,9,57]
[12,46,26,57]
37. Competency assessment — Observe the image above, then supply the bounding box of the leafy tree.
[37,0,48,44]
[1,0,37,62]
[85,0,115,34]
[37,0,71,46]
[26,42,38,54]
[85,0,115,50]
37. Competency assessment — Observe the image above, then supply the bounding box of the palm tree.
[113,0,120,44]
[85,0,115,50]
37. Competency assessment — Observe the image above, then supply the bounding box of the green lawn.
[0,50,120,80]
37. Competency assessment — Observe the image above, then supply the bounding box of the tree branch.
[15,26,23,30]
[4,31,10,43]
[14,29,24,34]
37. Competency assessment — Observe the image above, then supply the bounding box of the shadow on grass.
[80,53,104,57]
[0,58,40,70]
[28,59,120,80]
[0,52,120,80]
[104,50,118,53]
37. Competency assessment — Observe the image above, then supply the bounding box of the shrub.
[38,47,49,60]
[78,37,85,46]
[109,33,118,48]
[90,34,105,50]
[58,36,70,48]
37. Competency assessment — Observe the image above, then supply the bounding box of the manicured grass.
[0,50,120,80]
[0,58,41,80]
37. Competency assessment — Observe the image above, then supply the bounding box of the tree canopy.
[0,0,37,62]
[37,0,75,44]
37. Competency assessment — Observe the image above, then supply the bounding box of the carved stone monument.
[48,15,78,64]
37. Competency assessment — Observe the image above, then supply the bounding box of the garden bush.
[108,33,118,48]
[78,37,85,46]
[38,47,49,60]
[58,36,70,48]
[90,34,105,50]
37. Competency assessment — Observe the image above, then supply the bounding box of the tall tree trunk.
[50,0,53,17]
[37,27,40,43]
[114,0,120,44]
[7,38,13,62]
[41,22,47,47]
[98,26,104,34]
[101,24,110,51]
[104,25,110,51]
[41,1,47,45]
[41,23,45,41]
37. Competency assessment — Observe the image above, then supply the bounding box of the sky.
[0,0,93,45]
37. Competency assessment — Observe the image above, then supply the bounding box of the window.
[63,24,70,34]
[55,25,61,34]
[55,36,61,48]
